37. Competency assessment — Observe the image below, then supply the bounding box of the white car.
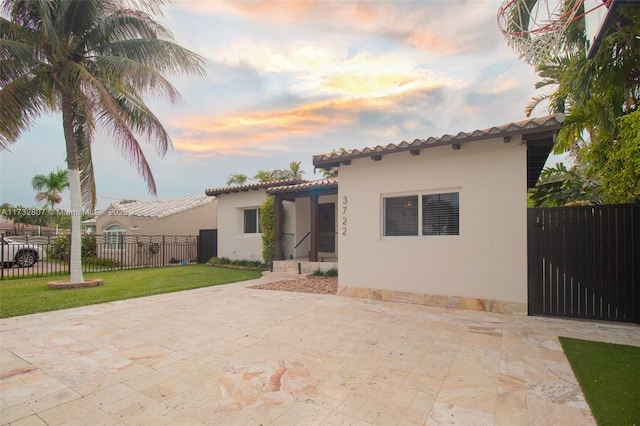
[1,237,43,267]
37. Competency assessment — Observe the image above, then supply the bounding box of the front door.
[317,203,335,252]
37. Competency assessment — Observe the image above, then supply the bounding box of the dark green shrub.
[311,267,338,277]
[48,235,97,260]
[324,267,338,277]
[207,257,267,269]
[83,256,120,268]
[260,196,275,264]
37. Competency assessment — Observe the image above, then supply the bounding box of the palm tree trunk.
[62,93,85,284]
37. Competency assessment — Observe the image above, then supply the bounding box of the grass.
[0,264,262,318]
[559,337,640,426]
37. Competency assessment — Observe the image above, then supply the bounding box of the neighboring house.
[206,178,339,264]
[308,114,564,314]
[91,195,217,236]
[0,217,55,236]
[85,195,217,266]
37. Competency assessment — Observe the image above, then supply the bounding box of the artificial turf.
[559,336,640,426]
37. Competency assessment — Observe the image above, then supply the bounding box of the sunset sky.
[0,0,560,210]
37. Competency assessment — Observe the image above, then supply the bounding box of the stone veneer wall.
[337,285,527,315]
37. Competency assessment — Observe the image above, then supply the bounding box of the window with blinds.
[383,192,459,237]
[384,196,419,236]
[243,208,261,234]
[422,192,459,235]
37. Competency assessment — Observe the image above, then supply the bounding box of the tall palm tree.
[32,168,69,211]
[0,0,205,283]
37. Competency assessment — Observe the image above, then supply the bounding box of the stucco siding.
[216,191,296,262]
[95,202,216,235]
[338,137,528,304]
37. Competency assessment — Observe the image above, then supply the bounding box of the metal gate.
[527,205,640,323]
[198,229,217,264]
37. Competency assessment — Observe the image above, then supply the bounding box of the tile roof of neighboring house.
[97,195,215,220]
[312,114,565,189]
[205,178,306,196]
[266,178,339,195]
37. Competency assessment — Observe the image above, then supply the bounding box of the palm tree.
[287,161,305,178]
[32,168,69,211]
[253,170,276,182]
[1,0,205,283]
[226,173,248,186]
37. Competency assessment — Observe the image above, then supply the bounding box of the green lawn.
[0,265,262,318]
[560,337,640,426]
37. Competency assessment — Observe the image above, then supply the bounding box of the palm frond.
[524,94,550,117]
[0,73,50,148]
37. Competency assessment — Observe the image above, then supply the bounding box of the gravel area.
[250,276,338,295]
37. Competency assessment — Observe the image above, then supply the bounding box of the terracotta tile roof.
[98,195,215,219]
[266,178,339,194]
[312,114,565,169]
[205,178,306,196]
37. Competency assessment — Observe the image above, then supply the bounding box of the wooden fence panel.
[528,204,640,323]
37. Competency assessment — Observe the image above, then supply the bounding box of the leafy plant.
[584,110,640,203]
[83,256,120,268]
[48,236,97,261]
[528,162,601,207]
[323,267,338,277]
[311,267,338,277]
[260,196,287,264]
[207,257,267,269]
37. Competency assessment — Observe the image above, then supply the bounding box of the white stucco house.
[205,178,338,269]
[309,114,564,314]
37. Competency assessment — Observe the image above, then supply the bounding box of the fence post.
[120,234,124,270]
[162,235,166,267]
[1,233,5,280]
[527,209,539,316]
[67,232,71,275]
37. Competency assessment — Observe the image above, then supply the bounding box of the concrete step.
[261,271,311,279]
[271,260,338,275]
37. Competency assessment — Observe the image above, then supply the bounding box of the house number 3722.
[341,196,347,236]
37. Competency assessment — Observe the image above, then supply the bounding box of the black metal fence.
[1,234,198,280]
[528,204,640,323]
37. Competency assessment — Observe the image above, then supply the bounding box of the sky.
[0,0,565,211]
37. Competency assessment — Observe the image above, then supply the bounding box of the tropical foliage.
[260,196,276,263]
[226,173,248,186]
[508,2,640,203]
[227,161,307,185]
[31,168,69,210]
[528,163,601,207]
[1,0,205,283]
[583,110,640,203]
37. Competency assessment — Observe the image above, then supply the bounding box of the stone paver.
[1,275,638,425]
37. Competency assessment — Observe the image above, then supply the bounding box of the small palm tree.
[32,168,69,211]
[226,173,249,186]
[1,0,205,284]
[287,161,305,178]
[254,170,276,182]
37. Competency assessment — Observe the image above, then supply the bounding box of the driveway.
[1,276,638,425]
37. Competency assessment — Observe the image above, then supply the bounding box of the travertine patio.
[1,275,638,425]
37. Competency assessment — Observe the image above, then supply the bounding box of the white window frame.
[243,208,262,234]
[103,223,126,250]
[382,189,460,238]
